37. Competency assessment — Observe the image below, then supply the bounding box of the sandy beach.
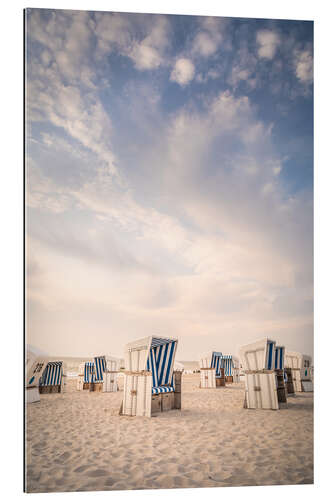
[25,374,313,493]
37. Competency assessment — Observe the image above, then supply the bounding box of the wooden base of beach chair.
[151,392,178,414]
[284,368,295,394]
[92,383,103,392]
[216,377,225,387]
[174,371,182,409]
[151,394,162,414]
[39,386,52,394]
[83,383,90,390]
[174,391,181,409]
[226,376,233,383]
[275,370,287,403]
[161,392,174,411]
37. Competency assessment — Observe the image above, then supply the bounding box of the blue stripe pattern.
[40,361,63,386]
[84,362,95,383]
[267,342,274,370]
[211,352,223,378]
[146,337,177,394]
[221,355,234,376]
[94,356,106,382]
[274,347,284,370]
[152,386,174,394]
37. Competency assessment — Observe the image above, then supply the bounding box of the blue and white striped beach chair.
[83,362,95,388]
[199,351,225,388]
[93,356,118,392]
[221,355,240,382]
[122,336,180,417]
[39,361,63,393]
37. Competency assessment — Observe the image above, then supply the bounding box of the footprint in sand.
[87,468,108,477]
[73,465,90,473]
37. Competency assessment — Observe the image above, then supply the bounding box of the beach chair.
[92,356,119,392]
[39,361,64,394]
[284,351,313,392]
[221,355,240,383]
[26,358,46,403]
[82,362,95,390]
[240,338,281,410]
[199,352,225,388]
[121,336,181,417]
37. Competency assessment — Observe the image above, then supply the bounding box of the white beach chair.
[285,351,313,392]
[240,338,280,410]
[25,358,46,403]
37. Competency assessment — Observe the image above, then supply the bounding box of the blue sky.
[25,9,313,359]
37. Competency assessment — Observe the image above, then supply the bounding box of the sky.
[25,8,313,360]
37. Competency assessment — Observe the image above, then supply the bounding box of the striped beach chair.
[221,355,240,383]
[121,336,181,417]
[93,356,118,392]
[39,361,63,394]
[83,362,95,389]
[199,351,225,388]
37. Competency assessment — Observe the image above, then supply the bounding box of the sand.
[25,374,313,493]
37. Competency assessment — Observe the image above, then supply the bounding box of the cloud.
[294,49,313,84]
[129,43,162,70]
[192,32,219,57]
[94,13,170,71]
[256,30,280,59]
[27,10,119,180]
[191,16,228,58]
[170,58,195,86]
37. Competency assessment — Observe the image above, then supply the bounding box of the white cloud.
[294,49,313,84]
[129,43,162,70]
[256,30,280,59]
[94,13,170,71]
[170,58,195,86]
[192,32,219,57]
[192,16,228,58]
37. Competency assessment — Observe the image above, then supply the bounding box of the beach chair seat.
[152,386,175,394]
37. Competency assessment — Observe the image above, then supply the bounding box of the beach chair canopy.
[284,351,302,369]
[211,352,223,378]
[285,352,312,370]
[40,361,63,387]
[199,351,223,378]
[221,355,234,376]
[84,362,95,383]
[26,358,47,387]
[274,346,285,370]
[239,338,276,371]
[94,356,106,382]
[125,336,178,395]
